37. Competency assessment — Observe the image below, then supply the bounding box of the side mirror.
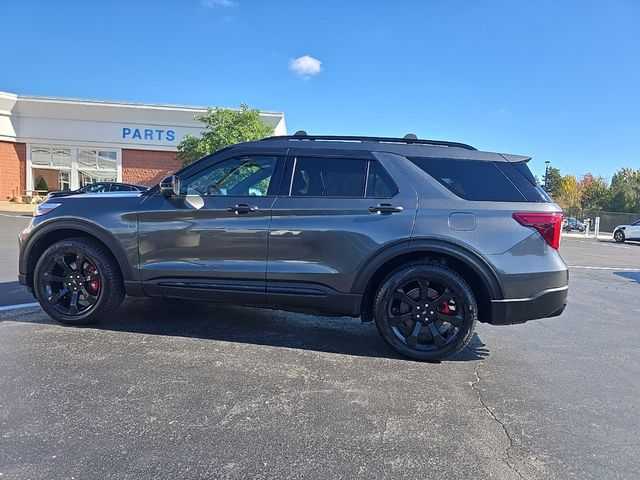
[159,175,181,197]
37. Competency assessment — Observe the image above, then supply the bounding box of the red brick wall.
[122,149,181,186]
[0,141,26,200]
[0,145,180,199]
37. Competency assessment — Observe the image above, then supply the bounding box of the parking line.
[573,240,635,249]
[0,213,31,219]
[568,266,640,271]
[0,302,40,312]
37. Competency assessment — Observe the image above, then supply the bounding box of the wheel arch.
[353,239,504,324]
[21,219,134,291]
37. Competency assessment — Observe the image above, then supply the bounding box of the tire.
[614,230,625,243]
[373,262,478,361]
[33,237,125,325]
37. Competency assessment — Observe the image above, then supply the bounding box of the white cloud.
[201,0,237,7]
[289,55,322,79]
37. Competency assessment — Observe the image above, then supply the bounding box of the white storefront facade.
[0,91,286,199]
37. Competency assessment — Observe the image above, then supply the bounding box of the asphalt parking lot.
[1,213,639,480]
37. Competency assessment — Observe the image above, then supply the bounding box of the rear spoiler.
[499,153,532,163]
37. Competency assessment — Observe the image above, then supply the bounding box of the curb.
[0,201,36,213]
[562,232,613,240]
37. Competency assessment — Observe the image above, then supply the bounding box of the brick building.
[0,91,286,200]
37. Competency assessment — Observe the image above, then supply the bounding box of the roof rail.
[261,134,477,150]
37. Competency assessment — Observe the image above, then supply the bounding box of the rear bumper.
[489,285,568,325]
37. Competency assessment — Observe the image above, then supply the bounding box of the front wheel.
[374,263,478,361]
[34,237,125,325]
[614,230,625,243]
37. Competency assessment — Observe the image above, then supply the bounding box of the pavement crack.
[379,415,389,443]
[472,361,526,480]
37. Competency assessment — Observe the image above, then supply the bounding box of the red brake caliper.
[438,301,452,314]
[86,266,100,293]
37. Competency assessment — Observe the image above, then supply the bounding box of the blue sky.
[1,0,639,180]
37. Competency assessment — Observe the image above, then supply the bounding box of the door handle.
[369,203,403,214]
[227,203,259,214]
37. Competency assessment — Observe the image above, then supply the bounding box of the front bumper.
[489,285,568,325]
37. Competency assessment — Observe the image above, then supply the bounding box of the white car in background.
[613,219,640,243]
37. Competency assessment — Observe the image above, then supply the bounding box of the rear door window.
[287,157,399,198]
[408,157,529,202]
[110,184,133,192]
[84,183,109,193]
[290,157,367,197]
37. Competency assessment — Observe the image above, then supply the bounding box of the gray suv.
[18,134,568,361]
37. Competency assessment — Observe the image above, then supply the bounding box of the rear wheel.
[34,238,125,325]
[373,263,477,361]
[614,230,625,243]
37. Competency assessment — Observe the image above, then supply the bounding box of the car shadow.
[614,271,640,283]
[0,280,37,307]
[1,291,489,362]
[449,334,489,361]
[110,299,489,362]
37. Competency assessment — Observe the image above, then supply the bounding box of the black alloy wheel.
[614,230,625,243]
[374,263,477,361]
[39,250,101,316]
[34,238,125,325]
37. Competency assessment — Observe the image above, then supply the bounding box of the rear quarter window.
[367,161,399,197]
[495,162,551,203]
[408,157,530,202]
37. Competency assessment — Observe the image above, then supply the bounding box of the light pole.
[544,161,551,191]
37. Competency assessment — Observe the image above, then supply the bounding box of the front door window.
[181,155,279,197]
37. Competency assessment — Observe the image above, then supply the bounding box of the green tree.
[34,176,49,192]
[178,104,275,166]
[609,168,640,213]
[555,174,581,211]
[544,167,562,195]
[580,173,610,212]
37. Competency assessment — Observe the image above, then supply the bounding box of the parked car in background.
[563,217,586,232]
[613,219,640,243]
[46,182,148,199]
[18,134,568,361]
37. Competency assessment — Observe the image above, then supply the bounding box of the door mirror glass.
[160,175,180,197]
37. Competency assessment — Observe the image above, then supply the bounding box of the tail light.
[513,212,563,250]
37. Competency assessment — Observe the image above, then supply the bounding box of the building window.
[28,145,121,192]
[30,146,72,192]
[78,149,118,187]
[31,146,73,169]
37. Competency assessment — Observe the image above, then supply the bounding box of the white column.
[70,147,79,190]
[25,144,33,193]
[116,149,123,182]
